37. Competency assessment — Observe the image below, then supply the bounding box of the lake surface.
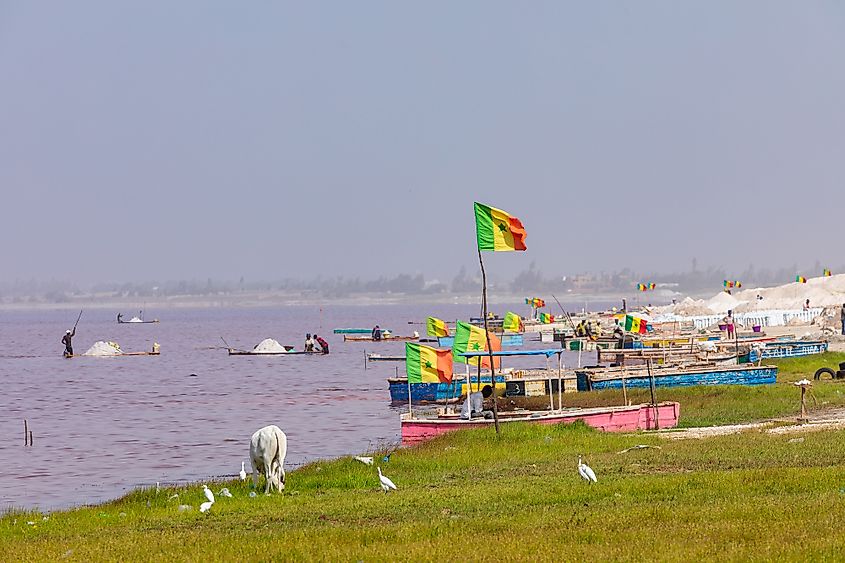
[0,302,610,511]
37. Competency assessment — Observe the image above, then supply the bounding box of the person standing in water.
[304,334,314,352]
[62,328,76,357]
[314,334,329,354]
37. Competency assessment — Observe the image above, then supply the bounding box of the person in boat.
[117,313,123,323]
[372,325,382,341]
[62,328,75,357]
[314,334,329,354]
[613,320,625,347]
[305,334,314,352]
[460,385,493,420]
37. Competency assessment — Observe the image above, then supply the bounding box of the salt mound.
[84,341,122,356]
[127,317,143,323]
[253,339,288,353]
[705,291,740,314]
[671,297,715,316]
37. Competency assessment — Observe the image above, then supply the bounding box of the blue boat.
[437,334,524,348]
[747,341,828,363]
[388,375,507,404]
[576,364,778,391]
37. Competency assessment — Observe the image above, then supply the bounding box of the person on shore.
[724,310,735,339]
[803,299,810,311]
[314,334,329,354]
[62,328,75,357]
[460,385,493,420]
[841,304,845,336]
[372,325,382,341]
[305,334,314,352]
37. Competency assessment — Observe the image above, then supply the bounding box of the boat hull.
[388,376,506,404]
[401,402,680,445]
[747,341,828,362]
[576,365,777,391]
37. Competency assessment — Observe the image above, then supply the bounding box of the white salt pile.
[659,273,845,316]
[252,339,288,353]
[83,341,123,356]
[127,317,143,323]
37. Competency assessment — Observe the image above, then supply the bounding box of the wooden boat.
[333,328,387,334]
[344,334,418,342]
[576,363,778,391]
[366,353,406,362]
[401,402,681,445]
[66,343,161,358]
[388,375,507,404]
[746,340,828,362]
[228,348,320,356]
[117,317,159,324]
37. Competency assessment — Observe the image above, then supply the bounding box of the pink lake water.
[0,302,605,511]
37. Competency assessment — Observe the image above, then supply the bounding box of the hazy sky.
[2,2,843,284]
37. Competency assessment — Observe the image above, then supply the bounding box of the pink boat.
[400,402,680,445]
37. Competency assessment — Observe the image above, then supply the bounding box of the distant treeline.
[0,261,839,303]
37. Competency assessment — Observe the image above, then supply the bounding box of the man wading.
[62,328,76,357]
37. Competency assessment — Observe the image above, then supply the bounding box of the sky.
[1,2,843,285]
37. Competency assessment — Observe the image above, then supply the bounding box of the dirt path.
[659,406,845,440]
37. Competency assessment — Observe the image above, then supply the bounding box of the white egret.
[203,484,215,504]
[219,487,233,498]
[239,461,247,481]
[378,466,397,493]
[578,455,597,484]
[199,501,213,513]
[354,456,374,466]
[168,493,179,501]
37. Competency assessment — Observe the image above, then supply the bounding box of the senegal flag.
[474,202,527,251]
[538,312,555,324]
[453,321,501,369]
[624,315,648,334]
[502,311,523,333]
[406,343,452,383]
[796,276,807,283]
[426,317,449,337]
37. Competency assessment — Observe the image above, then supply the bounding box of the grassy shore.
[4,353,845,561]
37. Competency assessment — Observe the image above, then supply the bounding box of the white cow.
[249,425,288,494]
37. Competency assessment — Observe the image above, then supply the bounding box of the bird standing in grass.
[219,488,233,498]
[578,455,597,484]
[203,484,215,504]
[378,467,397,493]
[200,501,214,513]
[354,456,374,466]
[240,461,247,481]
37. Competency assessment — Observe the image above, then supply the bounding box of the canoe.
[117,319,159,324]
[228,348,319,356]
[366,353,406,362]
[333,328,388,334]
[65,351,160,358]
[401,401,680,445]
[344,334,418,342]
[576,363,778,391]
[747,341,828,362]
[387,375,507,404]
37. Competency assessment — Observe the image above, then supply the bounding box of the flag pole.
[477,247,501,434]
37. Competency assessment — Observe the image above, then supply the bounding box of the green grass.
[4,353,845,561]
[4,422,845,561]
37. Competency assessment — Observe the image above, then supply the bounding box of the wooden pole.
[647,359,660,429]
[477,248,500,434]
[24,419,28,446]
[29,431,33,447]
[621,375,628,406]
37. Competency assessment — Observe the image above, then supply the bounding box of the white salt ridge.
[83,341,123,356]
[127,317,143,323]
[252,339,288,353]
[659,273,845,316]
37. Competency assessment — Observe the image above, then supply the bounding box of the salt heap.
[83,341,123,356]
[127,317,143,323]
[252,339,288,353]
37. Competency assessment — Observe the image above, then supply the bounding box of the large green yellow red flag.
[406,343,453,383]
[502,311,523,332]
[474,202,527,251]
[453,321,501,369]
[426,317,449,337]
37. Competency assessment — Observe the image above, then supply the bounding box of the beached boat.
[746,340,828,362]
[366,353,406,362]
[388,375,507,404]
[400,401,680,445]
[576,363,778,391]
[344,334,418,342]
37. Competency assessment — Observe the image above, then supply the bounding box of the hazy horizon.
[3,2,843,284]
